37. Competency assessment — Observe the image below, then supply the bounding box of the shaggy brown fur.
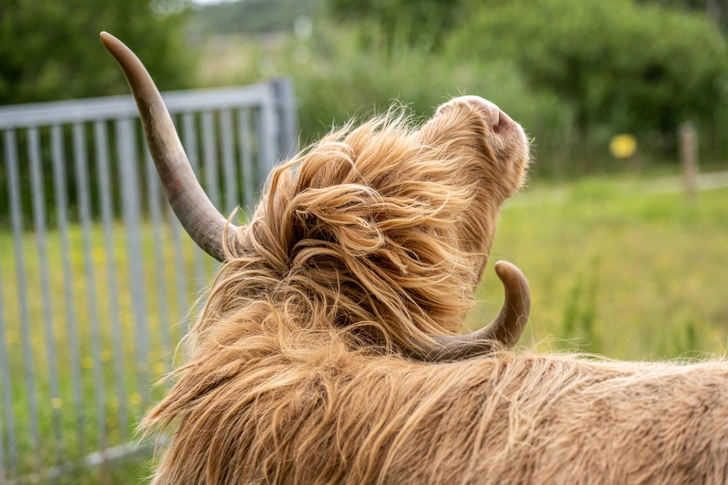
[143,98,728,485]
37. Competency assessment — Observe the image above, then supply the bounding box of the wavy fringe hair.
[191,104,516,358]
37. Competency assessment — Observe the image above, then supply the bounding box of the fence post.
[257,86,279,182]
[679,121,699,204]
[272,77,298,161]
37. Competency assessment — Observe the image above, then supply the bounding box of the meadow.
[2,173,728,483]
[476,175,728,359]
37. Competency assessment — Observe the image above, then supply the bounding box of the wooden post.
[679,122,699,204]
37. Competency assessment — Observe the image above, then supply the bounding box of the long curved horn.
[100,32,234,262]
[424,261,530,361]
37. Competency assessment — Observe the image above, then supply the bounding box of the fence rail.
[0,79,296,481]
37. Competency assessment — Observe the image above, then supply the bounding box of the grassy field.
[2,174,727,483]
[474,175,728,360]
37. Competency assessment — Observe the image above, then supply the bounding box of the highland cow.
[102,33,728,485]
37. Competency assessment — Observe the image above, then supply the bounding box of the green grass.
[55,454,152,485]
[472,176,728,360]
[3,174,728,482]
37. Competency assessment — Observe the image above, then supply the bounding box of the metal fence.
[0,79,296,481]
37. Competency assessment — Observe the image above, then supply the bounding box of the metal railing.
[0,79,296,481]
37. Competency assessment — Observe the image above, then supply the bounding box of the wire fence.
[0,78,296,481]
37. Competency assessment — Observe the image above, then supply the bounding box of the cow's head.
[101,32,531,361]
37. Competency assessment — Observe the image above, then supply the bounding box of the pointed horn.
[100,32,234,262]
[425,261,530,361]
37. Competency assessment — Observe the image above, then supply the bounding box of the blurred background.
[0,0,727,482]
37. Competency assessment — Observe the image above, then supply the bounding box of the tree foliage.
[448,0,728,135]
[0,0,191,106]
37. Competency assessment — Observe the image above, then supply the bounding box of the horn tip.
[100,31,112,45]
[494,260,516,276]
[494,260,529,289]
[99,31,125,56]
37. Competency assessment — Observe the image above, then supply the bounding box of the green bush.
[213,24,571,146]
[194,0,728,176]
[448,0,728,136]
